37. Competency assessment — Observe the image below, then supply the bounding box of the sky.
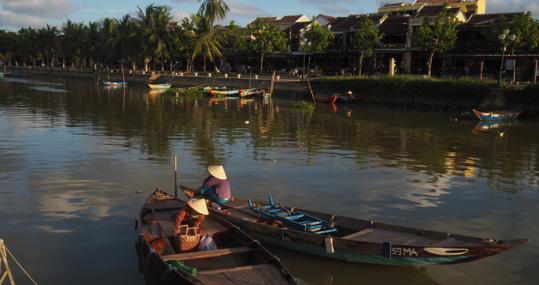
[0,0,538,31]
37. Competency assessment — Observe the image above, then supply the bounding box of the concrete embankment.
[6,68,309,94]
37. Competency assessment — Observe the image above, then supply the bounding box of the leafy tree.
[247,18,287,74]
[416,8,458,77]
[353,18,383,76]
[301,21,334,76]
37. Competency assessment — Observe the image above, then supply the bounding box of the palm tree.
[135,4,173,72]
[99,18,118,66]
[191,15,222,72]
[198,0,229,25]
[82,21,100,69]
[61,20,86,69]
[38,25,60,68]
[115,15,138,71]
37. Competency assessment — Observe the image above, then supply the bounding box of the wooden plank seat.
[162,246,253,262]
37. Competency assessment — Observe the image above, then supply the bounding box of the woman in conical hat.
[175,198,209,235]
[183,165,232,205]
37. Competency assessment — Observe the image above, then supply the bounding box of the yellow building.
[379,0,486,15]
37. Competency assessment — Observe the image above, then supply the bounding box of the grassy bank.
[505,85,539,119]
[312,76,496,111]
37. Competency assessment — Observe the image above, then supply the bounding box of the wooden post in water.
[121,64,126,86]
[479,60,484,81]
[0,239,16,285]
[174,156,178,198]
[307,79,316,103]
[269,71,276,98]
[534,59,538,84]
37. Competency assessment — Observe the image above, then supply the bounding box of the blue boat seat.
[285,214,304,220]
[315,228,338,235]
[300,221,322,226]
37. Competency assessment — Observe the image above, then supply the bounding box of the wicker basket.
[174,225,201,252]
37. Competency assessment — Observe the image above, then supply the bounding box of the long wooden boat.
[149,83,172,90]
[472,109,521,121]
[135,190,298,285]
[239,89,265,98]
[208,195,529,266]
[102,80,128,87]
[209,89,240,97]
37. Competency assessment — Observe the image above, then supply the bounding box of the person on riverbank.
[175,198,209,234]
[183,165,232,205]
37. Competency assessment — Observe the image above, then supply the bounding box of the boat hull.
[472,109,521,121]
[211,200,528,266]
[149,83,172,90]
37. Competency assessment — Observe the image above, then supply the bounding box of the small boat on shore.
[148,83,172,90]
[102,80,127,87]
[135,190,298,285]
[205,195,529,266]
[472,109,521,121]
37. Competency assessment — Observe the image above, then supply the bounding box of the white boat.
[148,83,172,90]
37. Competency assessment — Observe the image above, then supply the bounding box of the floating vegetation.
[291,101,315,111]
[162,87,204,98]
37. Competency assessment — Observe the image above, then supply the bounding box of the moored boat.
[472,109,521,121]
[239,88,265,98]
[135,190,298,285]
[102,80,128,87]
[207,195,529,266]
[208,88,240,97]
[149,83,172,90]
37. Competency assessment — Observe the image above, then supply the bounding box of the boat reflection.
[268,246,440,285]
[472,121,518,132]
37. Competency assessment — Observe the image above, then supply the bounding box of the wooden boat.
[208,195,529,266]
[209,88,240,97]
[239,89,265,98]
[102,80,127,87]
[472,109,521,121]
[315,95,337,104]
[135,190,298,285]
[149,83,172,90]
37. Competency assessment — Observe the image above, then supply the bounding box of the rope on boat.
[4,245,39,285]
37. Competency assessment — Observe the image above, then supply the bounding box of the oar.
[150,208,175,255]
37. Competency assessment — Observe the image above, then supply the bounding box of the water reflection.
[1,76,538,285]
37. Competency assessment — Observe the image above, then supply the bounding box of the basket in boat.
[174,225,201,252]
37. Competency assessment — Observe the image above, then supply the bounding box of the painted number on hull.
[392,247,419,257]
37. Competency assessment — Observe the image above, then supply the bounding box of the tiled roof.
[415,6,461,18]
[415,0,463,3]
[461,12,524,28]
[378,15,410,36]
[329,14,385,32]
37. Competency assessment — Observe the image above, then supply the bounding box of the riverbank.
[311,76,539,119]
[5,67,539,118]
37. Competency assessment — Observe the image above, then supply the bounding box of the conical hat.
[187,198,209,215]
[208,165,227,180]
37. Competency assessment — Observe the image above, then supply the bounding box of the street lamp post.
[497,29,517,87]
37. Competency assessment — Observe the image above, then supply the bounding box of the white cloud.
[1,0,73,17]
[0,9,47,28]
[0,0,75,29]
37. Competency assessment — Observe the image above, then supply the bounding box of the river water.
[0,76,537,285]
